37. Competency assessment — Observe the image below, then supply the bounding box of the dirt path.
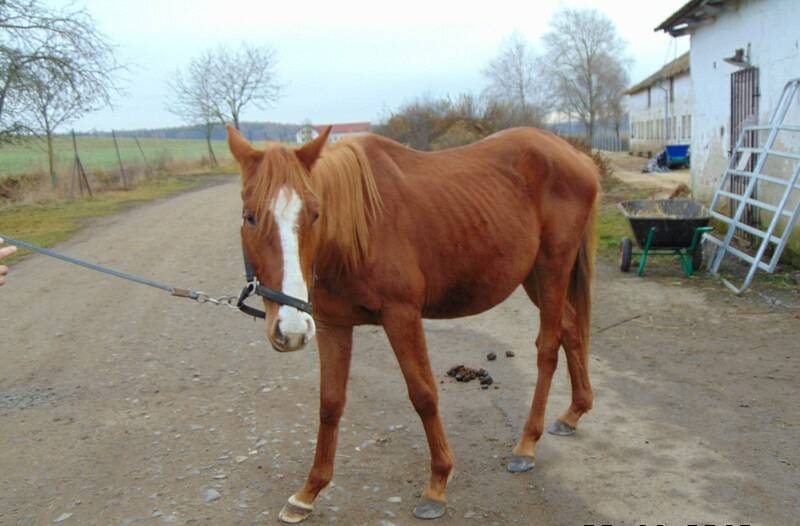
[1,179,798,526]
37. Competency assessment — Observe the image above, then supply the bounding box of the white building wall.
[329,131,369,143]
[295,126,319,144]
[690,0,800,202]
[295,128,370,144]
[628,73,693,155]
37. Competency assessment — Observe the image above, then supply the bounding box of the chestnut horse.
[228,124,599,523]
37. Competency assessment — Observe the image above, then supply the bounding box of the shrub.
[431,121,483,150]
[563,136,613,181]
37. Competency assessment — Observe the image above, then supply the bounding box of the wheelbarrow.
[618,199,712,277]
[665,144,690,168]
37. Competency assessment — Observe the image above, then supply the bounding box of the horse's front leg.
[383,303,454,520]
[278,323,353,524]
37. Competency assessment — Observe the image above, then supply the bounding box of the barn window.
[647,87,651,108]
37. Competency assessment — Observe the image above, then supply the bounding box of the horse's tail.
[568,194,598,348]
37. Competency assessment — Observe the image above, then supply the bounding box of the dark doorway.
[729,67,760,243]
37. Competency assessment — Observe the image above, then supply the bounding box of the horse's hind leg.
[548,302,593,436]
[508,253,573,473]
[383,303,454,520]
[279,324,353,524]
[520,274,593,438]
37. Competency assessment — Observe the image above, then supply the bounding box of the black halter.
[236,247,313,318]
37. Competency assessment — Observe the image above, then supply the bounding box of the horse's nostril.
[274,324,287,345]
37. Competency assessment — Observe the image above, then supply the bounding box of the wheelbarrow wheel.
[619,237,633,272]
[692,240,704,271]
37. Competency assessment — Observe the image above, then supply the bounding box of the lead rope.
[1,235,251,315]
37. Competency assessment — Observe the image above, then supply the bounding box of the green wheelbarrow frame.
[623,226,713,277]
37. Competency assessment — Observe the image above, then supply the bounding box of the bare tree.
[166,42,281,155]
[599,58,630,143]
[482,32,548,127]
[542,8,630,143]
[20,57,120,189]
[21,68,94,187]
[207,43,282,130]
[167,53,218,165]
[0,0,120,144]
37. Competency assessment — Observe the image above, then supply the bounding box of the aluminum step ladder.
[704,78,800,294]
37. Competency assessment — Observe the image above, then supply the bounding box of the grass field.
[0,136,233,177]
[0,134,238,263]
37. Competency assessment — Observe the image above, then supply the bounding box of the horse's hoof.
[547,419,576,436]
[506,454,535,473]
[278,495,313,524]
[413,498,446,520]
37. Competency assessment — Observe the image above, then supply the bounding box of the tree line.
[375,7,630,150]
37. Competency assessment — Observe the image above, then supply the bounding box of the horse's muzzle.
[269,313,315,352]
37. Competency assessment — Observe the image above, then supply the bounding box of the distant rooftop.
[656,0,732,36]
[625,52,690,96]
[312,122,371,134]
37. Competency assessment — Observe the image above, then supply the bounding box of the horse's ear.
[296,126,331,171]
[227,124,260,166]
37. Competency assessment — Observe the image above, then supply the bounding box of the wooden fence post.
[70,130,93,198]
[111,130,128,188]
[133,136,151,176]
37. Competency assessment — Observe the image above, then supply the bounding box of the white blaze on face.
[271,187,315,344]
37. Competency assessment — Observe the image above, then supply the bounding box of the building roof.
[312,122,371,134]
[655,0,732,36]
[625,52,690,95]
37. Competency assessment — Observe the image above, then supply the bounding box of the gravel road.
[1,178,797,525]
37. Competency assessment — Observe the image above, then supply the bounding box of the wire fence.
[0,131,231,201]
[591,133,628,152]
[1,133,229,176]
[552,129,628,152]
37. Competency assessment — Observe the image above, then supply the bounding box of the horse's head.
[228,125,331,352]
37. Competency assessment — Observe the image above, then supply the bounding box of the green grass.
[0,136,232,177]
[597,204,630,256]
[0,176,202,264]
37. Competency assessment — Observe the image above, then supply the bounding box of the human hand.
[0,238,18,286]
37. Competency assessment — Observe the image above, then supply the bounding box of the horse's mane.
[250,138,383,273]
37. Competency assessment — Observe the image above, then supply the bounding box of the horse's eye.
[310,211,320,224]
[243,210,256,227]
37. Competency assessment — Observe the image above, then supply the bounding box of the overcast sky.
[68,0,689,132]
